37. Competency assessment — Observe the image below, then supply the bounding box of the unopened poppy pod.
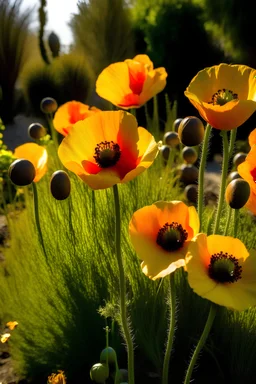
[58,110,158,190]
[53,101,101,136]
[185,234,256,311]
[96,54,167,109]
[13,143,48,182]
[129,201,199,280]
[185,64,256,130]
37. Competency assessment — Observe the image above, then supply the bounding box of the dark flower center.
[208,251,242,283]
[94,141,121,168]
[209,89,238,106]
[156,222,188,251]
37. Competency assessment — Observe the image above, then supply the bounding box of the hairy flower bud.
[9,159,35,186]
[225,179,250,209]
[182,146,198,164]
[40,97,58,114]
[178,116,205,146]
[163,131,180,147]
[50,171,71,200]
[172,118,182,132]
[28,123,47,139]
[233,152,247,168]
[90,363,109,383]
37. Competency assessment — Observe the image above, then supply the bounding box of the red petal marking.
[63,127,70,136]
[82,160,101,174]
[250,167,256,182]
[118,93,140,108]
[129,69,146,95]
[68,103,87,124]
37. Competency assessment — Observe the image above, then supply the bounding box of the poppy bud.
[179,164,199,185]
[48,32,60,57]
[182,146,198,164]
[225,179,250,209]
[160,145,171,161]
[50,171,71,200]
[100,347,117,365]
[184,184,198,203]
[90,363,109,383]
[227,171,241,184]
[172,118,182,132]
[40,97,58,114]
[28,123,47,139]
[163,131,180,147]
[178,116,205,146]
[9,159,35,186]
[233,152,247,168]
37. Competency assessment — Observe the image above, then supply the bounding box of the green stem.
[228,128,237,161]
[213,131,229,234]
[153,95,160,138]
[130,108,137,118]
[233,209,239,238]
[197,124,211,231]
[144,103,151,130]
[223,206,232,236]
[46,114,58,147]
[112,184,135,384]
[32,182,47,261]
[162,273,176,384]
[184,304,217,384]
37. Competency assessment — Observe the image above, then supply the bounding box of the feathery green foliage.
[70,0,135,76]
[0,0,31,123]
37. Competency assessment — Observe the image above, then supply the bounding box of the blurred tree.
[70,0,135,76]
[0,0,32,123]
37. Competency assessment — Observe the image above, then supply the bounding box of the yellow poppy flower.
[6,321,18,330]
[14,143,48,182]
[129,201,199,280]
[238,146,256,215]
[48,370,66,384]
[96,54,167,109]
[185,234,256,311]
[58,110,158,190]
[53,101,100,136]
[185,64,256,130]
[1,333,11,343]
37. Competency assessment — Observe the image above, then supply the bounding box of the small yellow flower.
[185,234,256,311]
[1,333,11,343]
[185,64,256,130]
[6,321,18,330]
[48,370,66,384]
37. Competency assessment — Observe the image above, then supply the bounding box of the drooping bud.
[50,171,71,200]
[100,347,117,365]
[48,31,60,57]
[179,164,199,185]
[163,131,180,147]
[40,97,58,114]
[227,171,241,184]
[182,146,198,164]
[90,363,109,383]
[28,123,47,139]
[178,116,205,146]
[9,159,35,186]
[225,179,250,209]
[184,184,198,203]
[172,118,182,132]
[160,145,171,161]
[233,152,247,168]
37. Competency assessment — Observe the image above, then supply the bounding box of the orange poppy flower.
[96,54,167,109]
[48,370,66,384]
[185,234,256,311]
[185,64,256,130]
[249,128,256,147]
[14,143,48,182]
[58,110,158,190]
[53,101,100,136]
[237,146,256,215]
[129,201,199,280]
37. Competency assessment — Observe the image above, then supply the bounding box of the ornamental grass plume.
[185,234,256,311]
[14,143,48,182]
[58,110,158,190]
[185,64,256,130]
[53,101,100,136]
[129,200,199,280]
[96,54,167,109]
